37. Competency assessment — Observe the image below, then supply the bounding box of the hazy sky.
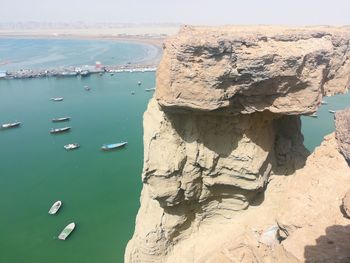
[1,0,349,25]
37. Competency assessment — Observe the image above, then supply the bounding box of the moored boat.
[308,113,318,118]
[48,200,62,215]
[50,97,63,102]
[145,88,156,92]
[1,121,21,129]
[58,222,75,240]
[101,141,128,151]
[64,143,80,150]
[50,127,71,134]
[52,117,70,122]
[84,85,91,91]
[138,81,142,86]
[329,110,337,114]
[321,100,328,105]
[80,70,90,77]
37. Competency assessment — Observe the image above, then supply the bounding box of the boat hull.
[58,223,75,240]
[49,201,62,215]
[52,117,70,123]
[1,122,21,129]
[50,127,71,134]
[101,142,127,151]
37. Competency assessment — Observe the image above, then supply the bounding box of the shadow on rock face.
[304,225,350,263]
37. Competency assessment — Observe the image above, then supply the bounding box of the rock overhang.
[156,25,350,115]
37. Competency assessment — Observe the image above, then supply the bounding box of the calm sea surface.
[0,38,348,263]
[0,38,158,70]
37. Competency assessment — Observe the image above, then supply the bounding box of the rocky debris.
[335,108,350,164]
[258,225,281,247]
[125,26,350,263]
[343,189,350,218]
[156,25,350,115]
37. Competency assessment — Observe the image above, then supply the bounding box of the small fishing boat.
[58,222,75,240]
[131,91,135,95]
[50,97,63,102]
[84,85,91,91]
[48,200,62,215]
[64,143,80,150]
[308,113,318,118]
[321,100,328,105]
[50,127,71,134]
[80,70,90,77]
[1,121,21,129]
[329,110,337,114]
[138,81,142,86]
[145,88,156,92]
[101,141,128,151]
[52,117,70,122]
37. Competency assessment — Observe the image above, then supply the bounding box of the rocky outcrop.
[335,108,350,164]
[157,26,350,115]
[125,26,350,263]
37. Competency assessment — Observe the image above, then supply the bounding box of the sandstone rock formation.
[157,26,350,115]
[335,108,350,164]
[125,26,350,263]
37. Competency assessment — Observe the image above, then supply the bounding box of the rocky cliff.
[125,26,350,263]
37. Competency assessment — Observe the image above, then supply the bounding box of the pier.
[0,63,157,80]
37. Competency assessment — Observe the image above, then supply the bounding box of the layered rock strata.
[335,108,350,163]
[125,26,350,263]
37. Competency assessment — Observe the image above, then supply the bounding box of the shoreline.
[0,31,171,71]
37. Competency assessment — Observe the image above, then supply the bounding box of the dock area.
[0,63,157,80]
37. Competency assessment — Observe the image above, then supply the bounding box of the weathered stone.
[156,26,350,115]
[335,108,350,163]
[125,26,350,263]
[343,189,350,218]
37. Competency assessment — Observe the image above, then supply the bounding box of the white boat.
[52,117,70,122]
[58,222,75,240]
[50,97,63,102]
[50,127,71,134]
[145,88,156,92]
[1,121,21,129]
[308,113,318,118]
[64,143,80,150]
[321,100,328,105]
[101,142,128,151]
[329,110,337,114]
[138,81,142,86]
[84,85,91,91]
[48,200,62,215]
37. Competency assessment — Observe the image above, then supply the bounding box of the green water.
[301,92,350,151]
[0,73,154,263]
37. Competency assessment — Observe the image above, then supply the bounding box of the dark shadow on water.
[304,224,350,263]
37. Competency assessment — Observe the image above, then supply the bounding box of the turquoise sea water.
[0,38,349,263]
[301,92,350,151]
[0,38,158,70]
[0,73,154,263]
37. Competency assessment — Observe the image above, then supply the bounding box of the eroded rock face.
[335,108,350,164]
[125,26,350,263]
[156,26,350,115]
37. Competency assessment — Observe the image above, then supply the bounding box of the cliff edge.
[125,26,350,263]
